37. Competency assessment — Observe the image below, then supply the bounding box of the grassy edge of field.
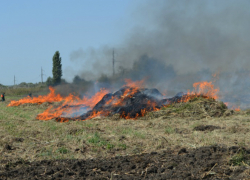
[1,96,250,168]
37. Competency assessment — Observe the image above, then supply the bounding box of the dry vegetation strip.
[0,85,48,96]
[0,97,250,163]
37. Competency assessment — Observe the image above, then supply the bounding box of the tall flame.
[179,81,219,103]
[192,81,219,99]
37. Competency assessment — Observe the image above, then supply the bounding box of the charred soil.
[1,145,250,179]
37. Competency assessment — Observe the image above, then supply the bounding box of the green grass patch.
[230,149,250,166]
[49,124,58,131]
[165,126,174,134]
[121,127,133,135]
[161,106,169,110]
[106,143,115,150]
[39,148,53,157]
[66,135,73,140]
[133,131,146,139]
[84,123,95,128]
[88,132,107,147]
[118,143,127,150]
[57,147,70,154]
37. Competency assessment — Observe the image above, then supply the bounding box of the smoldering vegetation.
[62,0,250,109]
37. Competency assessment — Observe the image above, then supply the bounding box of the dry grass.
[1,85,48,96]
[0,96,250,162]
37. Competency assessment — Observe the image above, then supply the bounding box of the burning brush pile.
[8,79,226,122]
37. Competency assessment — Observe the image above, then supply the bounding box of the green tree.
[52,51,62,85]
[46,76,53,86]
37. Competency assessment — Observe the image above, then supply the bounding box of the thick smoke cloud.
[68,0,250,108]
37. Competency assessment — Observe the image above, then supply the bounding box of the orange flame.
[8,87,64,106]
[224,102,229,107]
[180,81,219,103]
[193,81,219,99]
[123,78,145,88]
[7,79,220,122]
[106,79,145,107]
[234,106,240,111]
[230,104,240,111]
[224,102,240,111]
[36,88,109,120]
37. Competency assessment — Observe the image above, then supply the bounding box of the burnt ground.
[193,125,223,132]
[1,145,250,180]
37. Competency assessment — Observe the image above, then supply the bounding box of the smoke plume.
[68,0,250,108]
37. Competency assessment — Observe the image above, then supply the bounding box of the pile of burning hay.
[8,79,228,122]
[55,87,186,122]
[147,97,229,120]
[170,97,228,117]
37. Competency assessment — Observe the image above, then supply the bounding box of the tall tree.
[52,51,62,85]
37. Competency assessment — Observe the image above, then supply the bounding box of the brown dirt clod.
[193,125,222,132]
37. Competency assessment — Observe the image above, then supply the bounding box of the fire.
[223,102,241,111]
[192,81,219,99]
[234,106,241,111]
[100,79,147,119]
[123,78,145,88]
[7,79,220,122]
[104,79,145,107]
[8,86,109,121]
[179,81,219,103]
[36,88,109,120]
[8,87,64,106]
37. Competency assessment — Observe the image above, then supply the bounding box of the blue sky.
[0,0,139,85]
[1,0,250,86]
